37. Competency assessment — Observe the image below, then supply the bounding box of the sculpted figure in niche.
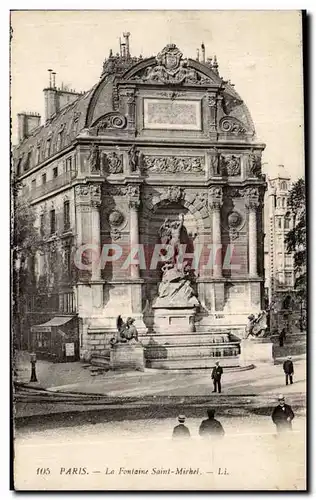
[249,152,262,178]
[88,144,100,173]
[128,145,142,172]
[155,214,199,308]
[159,214,191,267]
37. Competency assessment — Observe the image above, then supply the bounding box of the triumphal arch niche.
[78,42,266,367]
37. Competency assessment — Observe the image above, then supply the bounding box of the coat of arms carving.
[140,44,211,85]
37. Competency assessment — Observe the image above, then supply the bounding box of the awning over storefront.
[31,316,75,333]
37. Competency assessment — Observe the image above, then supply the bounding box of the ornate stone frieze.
[157,91,186,99]
[102,151,123,174]
[135,44,212,85]
[220,154,241,176]
[95,112,127,133]
[143,155,205,174]
[219,116,247,135]
[208,186,223,209]
[106,185,129,197]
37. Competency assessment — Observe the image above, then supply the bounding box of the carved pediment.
[127,44,215,86]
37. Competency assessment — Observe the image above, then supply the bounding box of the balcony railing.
[30,171,76,200]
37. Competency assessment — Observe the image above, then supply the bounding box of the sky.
[10,10,305,180]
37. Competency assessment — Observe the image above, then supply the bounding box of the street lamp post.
[30,352,38,383]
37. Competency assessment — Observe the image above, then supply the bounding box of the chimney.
[196,49,200,62]
[43,69,57,122]
[201,42,205,63]
[17,112,41,142]
[17,113,26,143]
[123,32,131,58]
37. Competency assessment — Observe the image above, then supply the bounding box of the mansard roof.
[13,43,257,166]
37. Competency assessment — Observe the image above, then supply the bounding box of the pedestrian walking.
[211,361,223,393]
[172,415,191,439]
[199,409,225,439]
[283,356,294,385]
[279,328,286,347]
[271,395,295,433]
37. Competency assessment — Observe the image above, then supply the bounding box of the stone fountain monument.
[152,213,200,333]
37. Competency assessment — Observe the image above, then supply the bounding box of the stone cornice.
[76,136,266,151]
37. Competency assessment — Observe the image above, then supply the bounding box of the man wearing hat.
[211,361,223,393]
[283,356,294,385]
[172,415,191,439]
[199,409,225,439]
[271,395,295,433]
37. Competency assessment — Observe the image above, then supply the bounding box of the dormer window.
[65,156,72,172]
[56,125,65,150]
[45,137,51,158]
[36,144,41,164]
[24,149,33,171]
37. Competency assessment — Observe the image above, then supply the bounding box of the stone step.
[139,332,235,346]
[146,356,240,370]
[144,343,240,359]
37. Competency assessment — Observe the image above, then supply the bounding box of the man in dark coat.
[199,409,225,439]
[212,361,223,393]
[283,356,294,385]
[172,415,191,439]
[271,395,295,433]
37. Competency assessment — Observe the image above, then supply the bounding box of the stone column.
[245,187,260,277]
[126,88,136,131]
[90,184,102,281]
[207,92,217,137]
[128,184,141,279]
[208,186,223,278]
[75,184,90,249]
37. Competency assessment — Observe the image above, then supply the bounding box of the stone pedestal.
[240,338,274,366]
[110,343,145,371]
[152,307,197,334]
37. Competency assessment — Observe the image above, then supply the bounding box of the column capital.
[75,182,102,207]
[127,183,141,209]
[208,185,223,209]
[244,186,260,209]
